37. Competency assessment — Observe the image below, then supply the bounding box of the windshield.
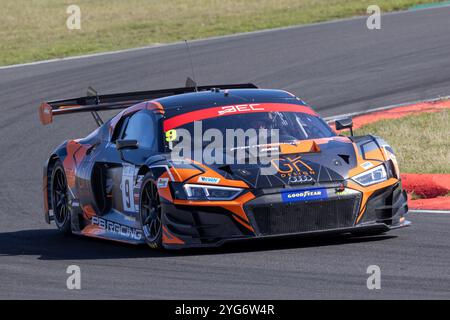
[164,109,335,151]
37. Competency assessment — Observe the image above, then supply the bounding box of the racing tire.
[139,173,163,249]
[50,160,72,235]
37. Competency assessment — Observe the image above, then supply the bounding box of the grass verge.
[0,0,443,66]
[354,109,450,174]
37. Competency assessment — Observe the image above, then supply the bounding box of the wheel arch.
[137,165,161,184]
[137,165,151,178]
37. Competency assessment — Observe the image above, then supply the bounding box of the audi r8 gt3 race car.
[39,82,409,249]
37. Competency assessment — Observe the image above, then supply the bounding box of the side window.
[121,110,157,150]
[111,115,128,142]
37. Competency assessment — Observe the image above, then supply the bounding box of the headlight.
[352,165,387,186]
[183,184,244,201]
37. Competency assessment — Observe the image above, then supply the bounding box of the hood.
[213,137,357,188]
[166,136,359,189]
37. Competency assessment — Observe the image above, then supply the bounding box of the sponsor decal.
[163,103,318,131]
[335,182,348,194]
[218,104,264,116]
[157,177,169,188]
[282,188,328,203]
[361,161,374,170]
[91,216,142,241]
[198,176,220,184]
[271,156,316,181]
[165,129,177,142]
[121,164,137,212]
[71,200,80,207]
[335,189,352,195]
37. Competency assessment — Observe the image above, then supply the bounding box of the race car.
[39,82,409,249]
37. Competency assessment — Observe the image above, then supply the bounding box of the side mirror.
[335,117,354,136]
[116,139,138,151]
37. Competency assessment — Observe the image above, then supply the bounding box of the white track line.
[1,4,450,71]
[409,209,450,214]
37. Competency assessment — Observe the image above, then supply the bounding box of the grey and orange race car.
[39,83,409,249]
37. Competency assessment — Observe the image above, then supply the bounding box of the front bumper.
[161,182,409,249]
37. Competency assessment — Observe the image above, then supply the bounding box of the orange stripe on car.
[347,178,399,223]
[63,141,89,189]
[174,192,255,232]
[148,101,165,114]
[279,140,321,154]
[82,204,96,219]
[162,225,185,245]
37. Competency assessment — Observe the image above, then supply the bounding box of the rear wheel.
[139,173,163,249]
[50,161,72,235]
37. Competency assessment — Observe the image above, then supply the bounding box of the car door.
[97,110,161,216]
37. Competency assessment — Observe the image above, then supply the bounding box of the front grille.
[251,197,360,236]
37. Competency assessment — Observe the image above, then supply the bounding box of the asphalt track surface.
[1,6,450,299]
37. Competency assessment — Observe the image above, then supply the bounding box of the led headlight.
[352,165,387,186]
[183,184,244,201]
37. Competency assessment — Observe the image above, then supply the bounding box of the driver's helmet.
[247,112,275,130]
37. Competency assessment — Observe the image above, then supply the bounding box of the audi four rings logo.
[288,174,314,184]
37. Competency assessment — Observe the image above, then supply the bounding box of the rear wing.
[39,82,258,126]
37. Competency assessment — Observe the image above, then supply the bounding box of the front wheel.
[50,161,72,235]
[139,173,163,249]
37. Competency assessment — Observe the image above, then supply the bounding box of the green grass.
[354,109,450,174]
[0,0,443,66]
